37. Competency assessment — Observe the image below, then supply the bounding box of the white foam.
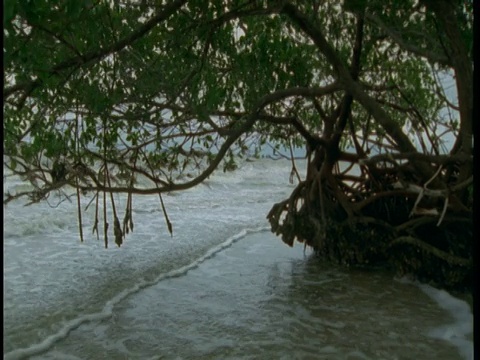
[419,284,473,360]
[3,226,270,360]
[395,277,473,360]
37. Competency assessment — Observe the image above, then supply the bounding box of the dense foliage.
[3,0,473,290]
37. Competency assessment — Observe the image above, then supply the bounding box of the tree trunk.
[268,146,473,292]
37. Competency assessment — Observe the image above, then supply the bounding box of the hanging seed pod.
[114,217,123,247]
[51,160,67,182]
[123,207,130,235]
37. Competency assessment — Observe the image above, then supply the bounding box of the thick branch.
[329,13,365,161]
[281,3,419,157]
[360,152,472,166]
[390,236,471,267]
[364,13,451,66]
[254,84,341,109]
[421,0,472,180]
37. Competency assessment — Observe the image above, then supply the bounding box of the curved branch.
[421,0,472,182]
[389,235,472,267]
[360,152,472,166]
[364,13,451,66]
[254,84,341,109]
[7,82,339,201]
[281,3,419,157]
[351,189,417,212]
[395,215,471,232]
[261,115,327,149]
[329,12,365,161]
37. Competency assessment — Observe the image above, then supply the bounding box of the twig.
[76,180,84,243]
[390,236,471,267]
[288,140,302,184]
[437,196,448,227]
[141,149,173,237]
[159,193,173,237]
[409,165,443,217]
[106,164,123,247]
[75,108,84,243]
[103,182,108,248]
[92,191,100,240]
[103,124,108,249]
[425,165,443,187]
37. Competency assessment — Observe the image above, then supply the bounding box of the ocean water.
[3,158,473,359]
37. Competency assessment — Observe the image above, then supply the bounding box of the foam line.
[395,277,473,360]
[4,226,270,360]
[419,284,473,360]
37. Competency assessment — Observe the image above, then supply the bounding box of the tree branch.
[390,235,471,267]
[4,0,188,100]
[364,13,451,66]
[281,3,420,160]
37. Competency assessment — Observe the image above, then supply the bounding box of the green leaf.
[3,0,17,24]
[343,0,368,13]
[10,158,17,171]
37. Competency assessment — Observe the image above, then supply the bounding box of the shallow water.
[3,158,473,359]
[29,232,469,360]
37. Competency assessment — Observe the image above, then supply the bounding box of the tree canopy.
[3,0,473,290]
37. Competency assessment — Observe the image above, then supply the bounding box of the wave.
[3,226,270,360]
[419,284,473,360]
[395,276,473,360]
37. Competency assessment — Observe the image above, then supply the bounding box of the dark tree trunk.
[268,144,473,292]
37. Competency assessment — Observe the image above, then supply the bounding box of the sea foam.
[3,226,270,360]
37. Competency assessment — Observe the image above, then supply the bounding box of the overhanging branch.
[4,0,188,100]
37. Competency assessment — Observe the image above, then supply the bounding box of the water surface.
[3,159,472,359]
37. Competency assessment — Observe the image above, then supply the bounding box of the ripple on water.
[26,232,471,360]
[4,159,471,360]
